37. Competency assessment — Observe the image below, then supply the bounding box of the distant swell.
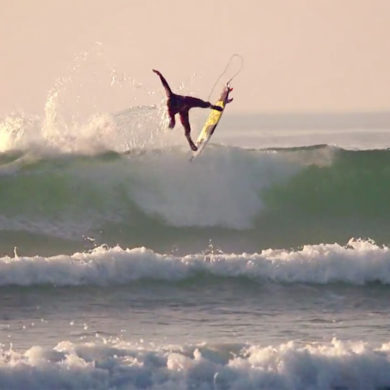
[1,239,390,286]
[1,338,390,389]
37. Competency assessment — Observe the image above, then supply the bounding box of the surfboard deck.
[190,85,232,160]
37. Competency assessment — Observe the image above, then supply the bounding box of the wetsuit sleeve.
[153,69,172,97]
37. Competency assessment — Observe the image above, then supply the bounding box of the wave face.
[2,104,390,254]
[0,136,390,253]
[1,339,390,390]
[0,239,389,287]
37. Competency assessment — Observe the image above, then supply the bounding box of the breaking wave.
[1,338,390,389]
[1,239,390,287]
[0,138,389,251]
[2,90,390,251]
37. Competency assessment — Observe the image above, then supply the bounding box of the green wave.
[0,146,389,255]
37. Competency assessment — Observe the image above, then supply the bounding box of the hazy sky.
[1,0,390,114]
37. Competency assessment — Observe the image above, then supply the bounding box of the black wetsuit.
[153,69,221,151]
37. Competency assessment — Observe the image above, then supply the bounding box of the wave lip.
[1,338,390,389]
[1,239,390,286]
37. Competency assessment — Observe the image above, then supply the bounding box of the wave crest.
[1,239,389,286]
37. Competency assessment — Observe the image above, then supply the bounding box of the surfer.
[153,69,227,151]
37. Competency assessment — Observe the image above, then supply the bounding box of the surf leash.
[208,54,244,100]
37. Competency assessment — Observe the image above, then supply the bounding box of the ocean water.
[1,98,390,389]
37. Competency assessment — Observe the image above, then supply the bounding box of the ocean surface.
[1,99,390,389]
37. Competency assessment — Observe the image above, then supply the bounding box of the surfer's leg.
[179,111,197,151]
[183,96,210,109]
[152,69,173,97]
[211,104,223,111]
[183,96,222,112]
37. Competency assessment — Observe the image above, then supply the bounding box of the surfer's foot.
[190,142,198,151]
[211,105,223,111]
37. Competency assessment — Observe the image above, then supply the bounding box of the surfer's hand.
[211,105,223,111]
[152,69,161,76]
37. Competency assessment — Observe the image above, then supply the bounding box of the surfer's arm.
[152,69,173,97]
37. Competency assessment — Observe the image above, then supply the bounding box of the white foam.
[0,239,390,286]
[131,147,299,228]
[1,338,390,389]
[0,115,42,153]
[0,138,302,231]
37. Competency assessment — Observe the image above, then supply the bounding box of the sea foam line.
[1,338,390,389]
[0,239,390,286]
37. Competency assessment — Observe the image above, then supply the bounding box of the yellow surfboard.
[191,85,232,160]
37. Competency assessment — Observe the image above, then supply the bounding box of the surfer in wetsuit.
[153,69,228,151]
